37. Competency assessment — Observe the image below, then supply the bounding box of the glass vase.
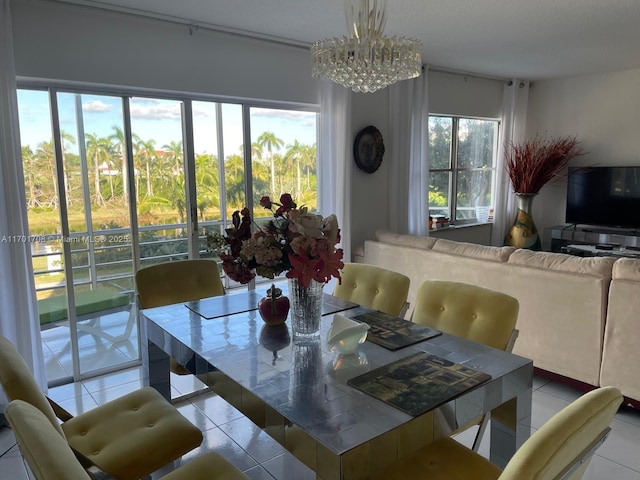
[505,193,542,250]
[288,278,323,339]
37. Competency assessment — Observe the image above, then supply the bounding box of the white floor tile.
[583,454,640,480]
[3,359,640,479]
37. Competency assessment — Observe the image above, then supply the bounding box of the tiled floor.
[2,367,640,479]
[2,338,640,478]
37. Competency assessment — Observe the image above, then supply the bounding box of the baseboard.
[534,367,639,410]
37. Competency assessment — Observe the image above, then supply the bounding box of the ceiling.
[54,0,640,81]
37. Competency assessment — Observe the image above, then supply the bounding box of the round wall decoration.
[353,125,385,174]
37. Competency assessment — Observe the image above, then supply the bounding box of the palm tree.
[301,144,317,190]
[21,146,38,207]
[133,137,157,199]
[34,140,59,208]
[285,140,306,197]
[194,152,220,220]
[257,132,284,195]
[224,153,246,210]
[59,130,76,206]
[162,140,184,176]
[85,133,110,206]
[109,125,128,204]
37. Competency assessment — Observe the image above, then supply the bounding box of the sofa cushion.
[600,257,640,401]
[508,249,615,278]
[375,230,437,250]
[612,257,640,280]
[432,238,515,262]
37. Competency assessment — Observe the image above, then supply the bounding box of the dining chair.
[411,279,520,450]
[332,263,410,317]
[135,259,225,375]
[0,336,203,480]
[5,399,249,480]
[372,386,623,480]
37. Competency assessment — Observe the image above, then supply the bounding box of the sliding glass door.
[17,84,319,386]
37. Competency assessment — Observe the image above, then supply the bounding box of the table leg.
[489,386,532,468]
[144,338,171,401]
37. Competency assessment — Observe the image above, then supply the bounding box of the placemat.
[187,291,358,320]
[348,352,491,416]
[352,311,441,350]
[185,291,262,319]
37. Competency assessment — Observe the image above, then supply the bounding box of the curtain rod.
[41,0,311,50]
[428,65,511,83]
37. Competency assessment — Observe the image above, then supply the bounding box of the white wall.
[526,68,640,236]
[12,0,319,104]
[347,71,505,251]
[11,0,507,252]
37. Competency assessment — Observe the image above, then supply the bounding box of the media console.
[544,224,640,258]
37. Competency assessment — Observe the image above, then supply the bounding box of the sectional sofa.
[354,230,640,406]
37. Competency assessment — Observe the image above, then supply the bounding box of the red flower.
[314,248,344,285]
[207,193,343,288]
[275,193,296,215]
[260,196,272,209]
[286,248,322,289]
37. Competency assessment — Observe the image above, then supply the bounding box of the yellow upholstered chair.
[5,399,248,480]
[412,280,520,450]
[135,259,225,374]
[412,280,519,351]
[333,263,411,317]
[0,336,203,480]
[373,386,622,480]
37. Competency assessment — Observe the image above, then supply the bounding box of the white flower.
[288,210,324,238]
[322,214,339,245]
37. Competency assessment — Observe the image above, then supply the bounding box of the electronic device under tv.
[566,166,640,229]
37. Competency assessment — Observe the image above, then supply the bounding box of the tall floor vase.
[288,278,323,339]
[505,193,542,250]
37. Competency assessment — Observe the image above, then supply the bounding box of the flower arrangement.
[207,194,344,289]
[505,135,585,194]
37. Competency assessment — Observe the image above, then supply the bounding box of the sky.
[16,89,317,158]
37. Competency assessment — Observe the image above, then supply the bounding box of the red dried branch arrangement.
[505,135,585,194]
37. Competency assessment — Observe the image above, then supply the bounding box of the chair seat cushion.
[38,289,130,325]
[162,452,248,480]
[61,387,202,480]
[374,437,502,480]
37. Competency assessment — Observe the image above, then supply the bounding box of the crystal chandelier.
[311,0,422,93]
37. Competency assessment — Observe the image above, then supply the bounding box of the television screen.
[566,166,640,229]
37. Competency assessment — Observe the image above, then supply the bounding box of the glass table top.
[143,293,533,456]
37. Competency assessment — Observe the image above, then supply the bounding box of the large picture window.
[16,83,318,385]
[428,115,499,224]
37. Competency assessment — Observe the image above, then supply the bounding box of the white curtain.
[0,0,47,404]
[491,79,530,246]
[388,66,429,236]
[319,80,352,263]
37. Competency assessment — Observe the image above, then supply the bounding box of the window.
[428,115,499,224]
[17,84,318,385]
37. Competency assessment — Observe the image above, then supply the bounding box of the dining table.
[141,286,533,480]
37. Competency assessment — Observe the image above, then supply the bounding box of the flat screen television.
[566,166,640,229]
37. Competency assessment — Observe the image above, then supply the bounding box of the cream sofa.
[355,230,639,404]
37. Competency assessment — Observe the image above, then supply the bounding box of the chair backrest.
[500,386,623,480]
[5,399,91,480]
[411,280,519,350]
[135,259,224,309]
[6,399,91,480]
[333,263,410,317]
[0,336,64,436]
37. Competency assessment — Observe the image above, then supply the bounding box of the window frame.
[428,114,500,225]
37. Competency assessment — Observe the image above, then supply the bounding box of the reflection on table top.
[142,291,533,456]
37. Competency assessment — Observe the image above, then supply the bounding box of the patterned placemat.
[352,311,441,350]
[348,352,491,416]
